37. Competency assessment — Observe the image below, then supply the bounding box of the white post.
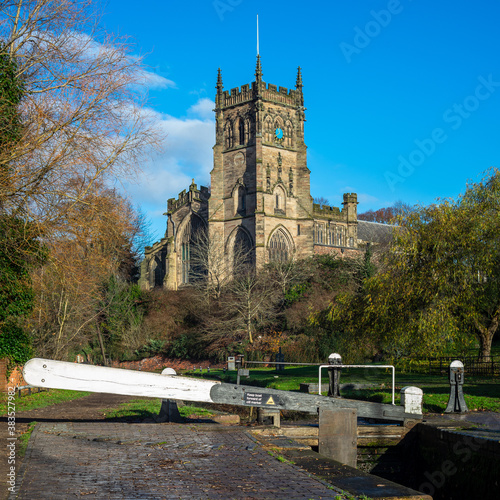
[400,386,423,415]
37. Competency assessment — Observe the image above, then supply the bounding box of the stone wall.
[413,424,500,500]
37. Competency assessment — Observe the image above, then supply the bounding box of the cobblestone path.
[12,422,346,499]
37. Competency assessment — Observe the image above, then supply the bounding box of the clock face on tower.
[274,127,284,144]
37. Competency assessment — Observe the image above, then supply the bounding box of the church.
[139,57,389,290]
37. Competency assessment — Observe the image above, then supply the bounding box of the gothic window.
[244,118,250,144]
[179,215,205,285]
[349,236,354,247]
[238,119,245,145]
[181,242,190,285]
[319,225,323,244]
[268,229,291,263]
[225,120,233,149]
[274,185,286,214]
[285,120,293,147]
[234,184,246,215]
[337,227,343,246]
[149,257,163,288]
[264,116,273,142]
[233,227,254,270]
[297,224,301,236]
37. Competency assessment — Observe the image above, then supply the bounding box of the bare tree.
[0,0,161,227]
[313,196,329,208]
[189,228,253,303]
[226,270,278,344]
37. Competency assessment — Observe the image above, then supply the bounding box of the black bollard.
[445,360,468,413]
[327,353,342,398]
[275,347,285,371]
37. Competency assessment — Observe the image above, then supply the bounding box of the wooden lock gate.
[23,358,423,467]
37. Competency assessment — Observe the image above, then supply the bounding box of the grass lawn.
[103,399,217,421]
[187,365,500,413]
[0,389,91,415]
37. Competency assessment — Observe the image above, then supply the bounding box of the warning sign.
[243,392,280,407]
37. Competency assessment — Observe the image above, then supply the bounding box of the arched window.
[285,120,293,147]
[179,215,205,285]
[149,257,163,288]
[268,228,291,263]
[244,119,250,144]
[234,184,246,215]
[238,119,245,145]
[233,228,254,270]
[225,121,233,149]
[264,116,273,142]
[274,185,286,214]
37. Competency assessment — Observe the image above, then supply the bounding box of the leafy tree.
[0,218,46,365]
[364,171,500,359]
[0,43,46,367]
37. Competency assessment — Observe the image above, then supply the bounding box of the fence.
[412,356,500,376]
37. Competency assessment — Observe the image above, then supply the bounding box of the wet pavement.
[11,422,349,500]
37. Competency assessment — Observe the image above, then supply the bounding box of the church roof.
[357,220,396,245]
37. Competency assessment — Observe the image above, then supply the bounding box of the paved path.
[11,422,347,500]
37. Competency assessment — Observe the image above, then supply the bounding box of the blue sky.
[101,0,500,240]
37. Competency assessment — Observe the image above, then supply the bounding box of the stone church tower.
[140,58,366,291]
[209,56,313,269]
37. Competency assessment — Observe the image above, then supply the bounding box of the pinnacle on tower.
[255,55,263,83]
[216,67,223,92]
[295,66,304,107]
[296,66,303,91]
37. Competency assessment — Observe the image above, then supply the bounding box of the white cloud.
[123,98,215,237]
[188,98,214,120]
[136,68,175,89]
[356,193,380,204]
[26,29,176,90]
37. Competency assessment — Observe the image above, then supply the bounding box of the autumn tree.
[31,182,146,360]
[358,200,413,224]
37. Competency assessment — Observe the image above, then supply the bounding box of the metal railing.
[408,356,500,376]
[243,360,397,405]
[244,360,323,367]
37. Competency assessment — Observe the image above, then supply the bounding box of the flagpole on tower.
[257,14,259,56]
